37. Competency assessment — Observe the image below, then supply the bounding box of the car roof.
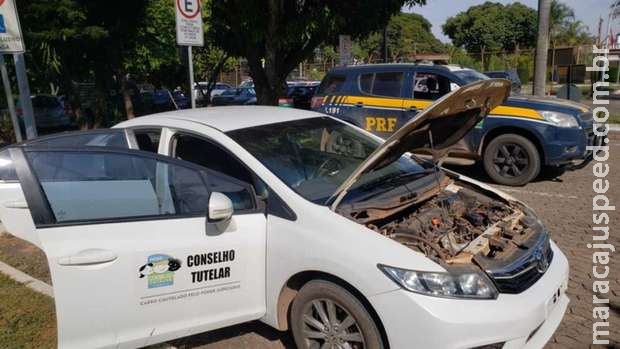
[327,63,471,75]
[117,106,323,132]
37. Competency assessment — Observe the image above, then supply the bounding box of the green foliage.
[208,0,427,104]
[442,2,537,53]
[354,12,446,62]
[447,46,481,70]
[550,0,594,46]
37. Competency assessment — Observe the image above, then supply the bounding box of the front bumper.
[369,242,569,349]
[545,121,604,168]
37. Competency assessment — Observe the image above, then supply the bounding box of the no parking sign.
[176,0,204,46]
[0,0,25,53]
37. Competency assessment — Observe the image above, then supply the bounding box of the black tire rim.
[301,298,365,349]
[492,143,530,178]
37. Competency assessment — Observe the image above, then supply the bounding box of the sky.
[405,0,614,43]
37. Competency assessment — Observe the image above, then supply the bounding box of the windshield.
[453,69,489,84]
[228,117,431,204]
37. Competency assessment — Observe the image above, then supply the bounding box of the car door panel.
[9,147,266,349]
[0,182,39,247]
[0,130,131,244]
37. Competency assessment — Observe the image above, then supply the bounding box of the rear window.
[359,72,403,98]
[0,149,17,181]
[317,75,346,95]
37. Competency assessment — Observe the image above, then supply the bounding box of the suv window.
[317,75,346,95]
[26,150,210,223]
[413,72,453,100]
[172,134,256,211]
[359,72,403,98]
[134,129,161,153]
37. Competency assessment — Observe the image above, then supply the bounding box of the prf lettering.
[366,117,397,132]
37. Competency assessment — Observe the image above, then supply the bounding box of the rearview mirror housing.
[208,192,233,222]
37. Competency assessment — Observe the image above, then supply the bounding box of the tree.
[533,0,552,96]
[442,2,537,69]
[17,0,150,126]
[209,0,427,105]
[353,12,446,63]
[549,0,593,46]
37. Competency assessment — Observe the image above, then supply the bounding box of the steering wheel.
[312,158,344,179]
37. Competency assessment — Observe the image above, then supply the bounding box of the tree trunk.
[121,74,135,120]
[203,53,229,106]
[533,0,552,96]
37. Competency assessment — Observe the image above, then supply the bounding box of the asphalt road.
[164,140,620,349]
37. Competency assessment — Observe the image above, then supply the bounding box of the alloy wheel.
[492,143,530,178]
[301,298,366,349]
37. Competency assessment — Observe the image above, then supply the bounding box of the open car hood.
[329,79,511,210]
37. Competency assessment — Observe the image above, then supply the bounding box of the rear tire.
[291,280,383,349]
[483,134,541,186]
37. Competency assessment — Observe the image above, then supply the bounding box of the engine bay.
[349,180,543,266]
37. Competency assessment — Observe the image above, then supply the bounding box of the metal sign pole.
[188,46,195,109]
[13,53,36,139]
[0,55,22,142]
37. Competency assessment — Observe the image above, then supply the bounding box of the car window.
[26,130,129,148]
[172,134,256,211]
[317,75,346,95]
[0,149,17,181]
[229,117,430,205]
[26,150,210,223]
[413,72,453,100]
[134,129,161,153]
[452,69,489,84]
[359,72,403,97]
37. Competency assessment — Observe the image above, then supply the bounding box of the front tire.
[483,134,541,186]
[291,280,383,349]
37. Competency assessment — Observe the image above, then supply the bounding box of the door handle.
[58,249,118,266]
[355,102,364,108]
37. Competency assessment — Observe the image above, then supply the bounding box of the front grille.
[490,239,554,294]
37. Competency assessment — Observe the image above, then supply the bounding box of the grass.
[0,234,51,284]
[0,272,56,348]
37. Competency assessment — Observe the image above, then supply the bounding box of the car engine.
[362,182,540,266]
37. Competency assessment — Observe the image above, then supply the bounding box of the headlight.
[540,111,579,128]
[378,264,498,299]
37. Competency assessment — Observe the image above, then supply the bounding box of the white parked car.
[0,80,569,349]
[194,82,233,103]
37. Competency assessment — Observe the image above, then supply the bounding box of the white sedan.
[0,79,569,349]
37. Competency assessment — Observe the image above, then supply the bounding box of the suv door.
[2,146,266,349]
[354,71,407,138]
[0,130,130,246]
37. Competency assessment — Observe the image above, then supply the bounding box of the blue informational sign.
[0,15,6,33]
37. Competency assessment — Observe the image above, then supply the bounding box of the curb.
[0,259,54,298]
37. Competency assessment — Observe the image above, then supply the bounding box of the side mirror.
[207,192,233,222]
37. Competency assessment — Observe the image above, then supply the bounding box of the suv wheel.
[483,134,541,186]
[291,280,383,349]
